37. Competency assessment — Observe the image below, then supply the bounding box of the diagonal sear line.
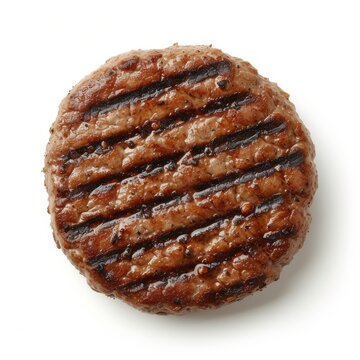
[64,112,282,200]
[119,226,294,294]
[84,60,231,118]
[62,91,252,166]
[88,194,285,268]
[64,151,303,241]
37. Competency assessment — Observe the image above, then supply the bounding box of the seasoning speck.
[217,79,228,89]
[126,140,136,149]
[185,249,193,257]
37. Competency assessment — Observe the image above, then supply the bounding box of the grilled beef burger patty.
[44,45,317,314]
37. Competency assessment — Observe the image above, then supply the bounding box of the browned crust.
[44,45,317,314]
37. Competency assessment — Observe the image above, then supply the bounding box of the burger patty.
[44,45,317,314]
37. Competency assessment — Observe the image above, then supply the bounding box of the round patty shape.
[45,45,317,314]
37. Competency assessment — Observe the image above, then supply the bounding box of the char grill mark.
[88,194,284,268]
[62,91,253,166]
[65,116,285,199]
[63,151,304,240]
[189,118,286,160]
[65,153,184,199]
[200,275,267,304]
[84,60,231,119]
[194,151,304,198]
[63,193,187,240]
[118,227,294,294]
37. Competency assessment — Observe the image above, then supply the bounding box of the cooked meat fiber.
[44,45,317,314]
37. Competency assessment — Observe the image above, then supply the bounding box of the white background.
[0,0,359,358]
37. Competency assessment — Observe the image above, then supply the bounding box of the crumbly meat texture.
[44,45,317,314]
